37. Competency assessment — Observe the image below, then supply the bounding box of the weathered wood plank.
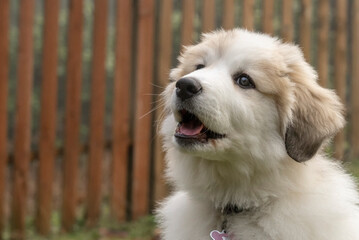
[11,0,36,238]
[222,0,235,30]
[299,0,312,62]
[36,0,60,235]
[243,0,254,31]
[281,0,293,42]
[154,0,173,203]
[86,0,108,227]
[334,0,347,160]
[111,0,133,222]
[352,0,359,158]
[132,0,155,220]
[202,0,215,33]
[262,0,274,34]
[317,0,329,87]
[181,0,195,46]
[0,0,10,234]
[62,0,83,231]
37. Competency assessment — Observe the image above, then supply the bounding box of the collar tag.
[210,230,230,240]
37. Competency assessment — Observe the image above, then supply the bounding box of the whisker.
[144,93,161,96]
[151,97,166,105]
[151,83,166,89]
[152,108,169,140]
[139,102,166,120]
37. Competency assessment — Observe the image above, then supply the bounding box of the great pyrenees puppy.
[156,29,359,240]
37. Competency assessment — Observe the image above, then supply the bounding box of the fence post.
[317,0,329,87]
[86,0,108,227]
[262,0,274,34]
[111,0,133,222]
[242,0,254,31]
[0,0,10,234]
[154,0,173,203]
[132,0,155,220]
[351,0,359,159]
[181,0,195,46]
[62,0,84,231]
[11,0,36,238]
[281,0,293,42]
[222,0,235,30]
[333,0,347,160]
[202,0,215,33]
[299,0,312,62]
[36,0,60,235]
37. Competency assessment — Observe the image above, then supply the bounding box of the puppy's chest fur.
[159,191,273,240]
[159,188,359,240]
[158,157,359,240]
[220,209,273,239]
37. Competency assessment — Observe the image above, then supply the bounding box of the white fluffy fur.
[156,29,359,240]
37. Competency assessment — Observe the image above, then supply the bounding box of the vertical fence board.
[35,0,60,235]
[317,0,329,87]
[111,0,133,222]
[242,0,254,30]
[86,0,108,227]
[62,0,83,231]
[154,0,173,203]
[262,0,274,34]
[132,0,155,220]
[11,0,36,238]
[352,0,359,158]
[281,0,293,42]
[181,0,195,46]
[202,0,215,33]
[299,0,312,62]
[0,0,10,234]
[333,0,347,160]
[222,0,234,30]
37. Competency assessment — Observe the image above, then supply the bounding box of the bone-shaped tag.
[210,230,230,240]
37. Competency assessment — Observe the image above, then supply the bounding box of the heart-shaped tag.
[210,230,230,240]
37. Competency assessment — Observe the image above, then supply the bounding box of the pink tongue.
[180,122,204,136]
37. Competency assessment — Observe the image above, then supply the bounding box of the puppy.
[156,29,359,240]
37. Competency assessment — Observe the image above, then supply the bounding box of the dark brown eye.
[234,73,255,89]
[195,64,205,70]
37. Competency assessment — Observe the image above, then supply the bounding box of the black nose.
[175,77,202,101]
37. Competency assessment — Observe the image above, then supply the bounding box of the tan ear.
[280,44,345,162]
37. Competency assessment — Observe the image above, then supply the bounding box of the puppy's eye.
[195,64,205,70]
[234,73,255,89]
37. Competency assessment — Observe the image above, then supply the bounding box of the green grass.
[346,158,359,179]
[2,214,157,240]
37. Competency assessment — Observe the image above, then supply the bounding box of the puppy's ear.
[280,44,345,162]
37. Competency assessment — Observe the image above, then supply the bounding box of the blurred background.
[0,0,358,239]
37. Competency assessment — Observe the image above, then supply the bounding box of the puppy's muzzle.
[176,77,202,101]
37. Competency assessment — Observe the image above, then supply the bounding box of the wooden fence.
[0,0,359,238]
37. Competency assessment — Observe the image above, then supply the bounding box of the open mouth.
[175,109,225,143]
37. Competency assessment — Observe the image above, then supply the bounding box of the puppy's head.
[161,29,344,163]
